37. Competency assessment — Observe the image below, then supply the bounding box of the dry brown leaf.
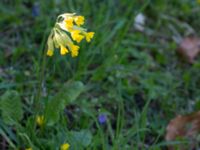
[165,111,200,150]
[177,36,200,63]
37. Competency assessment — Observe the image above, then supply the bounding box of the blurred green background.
[1,0,200,149]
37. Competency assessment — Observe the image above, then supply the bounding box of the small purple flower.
[98,114,107,124]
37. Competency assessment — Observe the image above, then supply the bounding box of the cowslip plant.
[32,12,95,149]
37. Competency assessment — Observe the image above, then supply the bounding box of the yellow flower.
[47,49,54,56]
[85,32,95,42]
[36,115,44,126]
[65,17,74,29]
[74,16,85,26]
[71,30,84,43]
[198,0,200,4]
[60,45,69,55]
[25,148,32,150]
[70,44,80,57]
[60,143,70,150]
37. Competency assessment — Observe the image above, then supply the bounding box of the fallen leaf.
[165,111,200,150]
[177,36,200,63]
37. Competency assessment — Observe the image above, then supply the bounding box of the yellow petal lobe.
[86,32,95,42]
[71,44,80,57]
[60,45,69,55]
[47,49,53,56]
[71,30,84,43]
[65,17,74,29]
[74,16,85,26]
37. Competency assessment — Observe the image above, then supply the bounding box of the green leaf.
[45,81,84,126]
[0,90,23,125]
[70,130,92,147]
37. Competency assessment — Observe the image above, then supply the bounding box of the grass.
[0,0,200,149]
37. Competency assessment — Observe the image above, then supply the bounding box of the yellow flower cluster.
[46,13,95,57]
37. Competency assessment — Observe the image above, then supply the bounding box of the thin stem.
[35,49,47,112]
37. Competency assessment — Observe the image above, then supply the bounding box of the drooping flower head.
[46,13,95,57]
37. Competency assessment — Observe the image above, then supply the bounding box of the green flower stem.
[35,49,47,111]
[33,18,51,132]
